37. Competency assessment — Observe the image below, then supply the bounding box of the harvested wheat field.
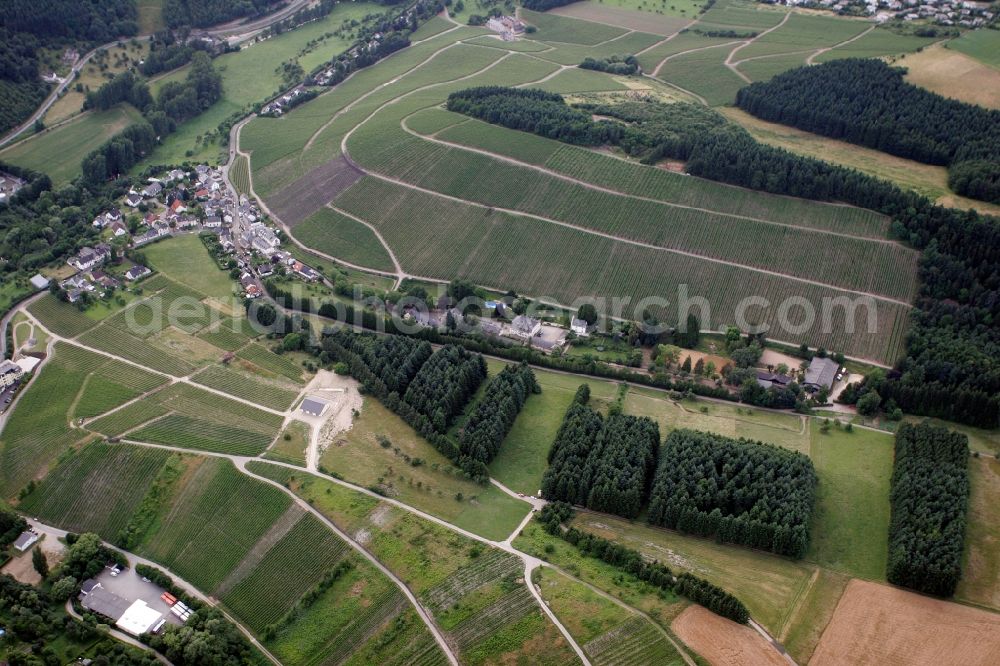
[810,579,1000,665]
[897,44,1000,110]
[672,605,787,666]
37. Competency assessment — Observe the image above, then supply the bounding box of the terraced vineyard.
[77,324,197,376]
[237,343,305,383]
[91,382,283,446]
[233,11,926,364]
[0,343,160,495]
[27,295,98,337]
[193,364,300,411]
[222,513,350,632]
[585,616,684,666]
[18,443,169,539]
[131,413,274,456]
[230,154,252,196]
[138,457,293,592]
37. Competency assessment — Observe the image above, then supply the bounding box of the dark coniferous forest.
[887,422,969,597]
[735,59,1000,203]
[647,430,817,558]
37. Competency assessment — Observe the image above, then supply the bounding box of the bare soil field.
[548,3,692,35]
[672,605,787,666]
[897,43,1000,110]
[267,156,363,226]
[810,579,1000,666]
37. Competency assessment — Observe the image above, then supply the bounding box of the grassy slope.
[947,28,1000,68]
[957,456,1000,611]
[138,2,382,167]
[319,396,529,541]
[0,104,144,185]
[142,234,237,300]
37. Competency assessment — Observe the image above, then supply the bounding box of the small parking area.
[94,566,183,628]
[533,324,567,351]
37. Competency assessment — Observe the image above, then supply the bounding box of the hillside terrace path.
[724,11,793,83]
[805,24,876,65]
[5,290,805,666]
[341,103,912,308]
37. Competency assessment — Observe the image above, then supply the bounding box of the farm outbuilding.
[300,396,329,417]
[116,600,164,636]
[804,357,839,392]
[12,530,39,552]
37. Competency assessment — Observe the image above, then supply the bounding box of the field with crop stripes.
[237,344,305,383]
[735,13,869,61]
[291,207,396,273]
[130,413,273,456]
[267,563,408,666]
[0,343,163,495]
[585,616,684,666]
[193,364,299,411]
[27,295,98,337]
[344,607,449,666]
[230,154,252,197]
[18,443,169,540]
[138,457,292,592]
[334,177,910,362]
[77,324,196,376]
[351,105,916,302]
[91,381,282,444]
[654,43,749,106]
[636,33,741,74]
[223,513,350,632]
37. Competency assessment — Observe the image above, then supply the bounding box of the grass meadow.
[138,2,383,167]
[319,396,529,541]
[0,104,145,185]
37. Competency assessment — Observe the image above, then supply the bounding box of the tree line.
[541,384,660,519]
[322,329,489,476]
[446,85,1000,428]
[647,429,817,558]
[403,344,487,434]
[458,363,539,481]
[0,0,137,42]
[522,0,578,10]
[537,502,750,623]
[579,54,639,76]
[164,0,283,29]
[887,422,969,597]
[80,51,223,183]
[735,59,1000,203]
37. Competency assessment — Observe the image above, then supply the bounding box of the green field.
[264,421,310,466]
[229,153,252,197]
[813,28,935,62]
[0,342,166,496]
[291,207,396,273]
[18,443,169,539]
[138,457,293,591]
[947,29,1000,68]
[96,381,282,451]
[520,9,628,45]
[237,343,306,382]
[0,104,145,185]
[734,13,869,61]
[221,512,350,632]
[636,33,741,73]
[655,42,748,105]
[142,234,238,300]
[489,360,621,495]
[957,456,1000,611]
[249,462,577,664]
[136,0,166,34]
[138,2,383,167]
[534,567,686,665]
[192,364,300,410]
[319,396,529,541]
[27,295,100,338]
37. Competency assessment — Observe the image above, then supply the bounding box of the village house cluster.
[769,0,996,25]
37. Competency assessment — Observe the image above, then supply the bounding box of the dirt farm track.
[809,579,1000,666]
